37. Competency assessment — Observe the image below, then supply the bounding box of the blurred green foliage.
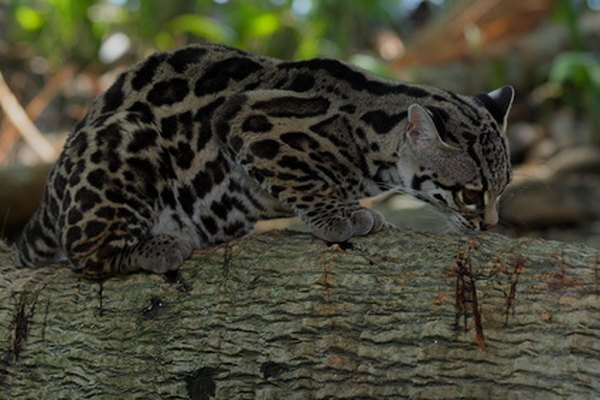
[550,52,600,133]
[3,0,599,143]
[4,0,414,70]
[8,0,102,64]
[551,0,600,141]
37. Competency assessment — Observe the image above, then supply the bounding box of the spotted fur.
[18,44,514,277]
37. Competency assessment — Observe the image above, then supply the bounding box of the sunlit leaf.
[349,54,393,77]
[248,13,280,37]
[165,14,233,43]
[550,52,600,87]
[155,32,174,51]
[15,6,45,31]
[295,39,320,59]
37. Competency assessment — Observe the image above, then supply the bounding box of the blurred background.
[0,0,598,248]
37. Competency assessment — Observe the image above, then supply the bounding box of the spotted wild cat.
[18,44,514,277]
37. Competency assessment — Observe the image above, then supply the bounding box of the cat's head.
[403,85,515,232]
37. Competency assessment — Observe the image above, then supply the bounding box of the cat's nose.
[481,207,498,231]
[480,222,497,231]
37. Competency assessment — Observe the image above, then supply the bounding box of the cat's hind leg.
[59,111,195,277]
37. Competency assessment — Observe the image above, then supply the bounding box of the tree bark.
[0,230,598,399]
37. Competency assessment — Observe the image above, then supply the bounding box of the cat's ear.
[406,104,457,150]
[474,85,515,129]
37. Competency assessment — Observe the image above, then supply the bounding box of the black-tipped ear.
[406,104,459,151]
[407,104,438,145]
[474,85,515,127]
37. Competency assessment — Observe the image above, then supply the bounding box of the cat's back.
[81,44,278,126]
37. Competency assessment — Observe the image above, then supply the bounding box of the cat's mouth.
[448,213,491,233]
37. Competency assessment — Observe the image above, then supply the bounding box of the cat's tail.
[17,200,61,268]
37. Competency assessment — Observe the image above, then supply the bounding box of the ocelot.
[18,44,514,277]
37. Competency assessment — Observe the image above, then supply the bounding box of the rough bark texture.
[0,229,598,399]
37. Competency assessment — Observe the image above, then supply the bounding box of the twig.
[0,70,56,163]
[0,65,75,164]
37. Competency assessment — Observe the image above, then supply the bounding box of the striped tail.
[17,202,61,268]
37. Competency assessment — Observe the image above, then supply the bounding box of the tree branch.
[0,230,598,398]
[0,71,56,163]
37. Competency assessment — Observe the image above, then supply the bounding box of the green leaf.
[248,13,280,37]
[165,14,232,43]
[15,6,45,31]
[155,32,174,51]
[550,52,600,88]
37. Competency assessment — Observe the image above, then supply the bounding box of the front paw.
[309,208,389,242]
[350,208,386,236]
[130,235,194,274]
[350,208,391,236]
[310,217,353,243]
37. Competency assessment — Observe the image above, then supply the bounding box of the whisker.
[509,171,553,191]
[497,218,520,232]
[500,183,535,203]
[497,215,533,233]
[441,224,458,235]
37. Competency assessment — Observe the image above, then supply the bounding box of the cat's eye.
[462,189,483,206]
